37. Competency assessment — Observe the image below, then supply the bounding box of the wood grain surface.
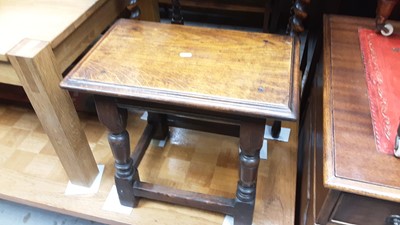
[323,15,400,202]
[7,39,98,186]
[0,0,127,85]
[0,103,298,225]
[137,0,160,22]
[0,0,108,62]
[61,19,300,120]
[0,0,127,185]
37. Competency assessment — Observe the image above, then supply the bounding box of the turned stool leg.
[147,113,169,140]
[271,120,282,139]
[94,96,139,207]
[234,120,265,225]
[171,0,183,24]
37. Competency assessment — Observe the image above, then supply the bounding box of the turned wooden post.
[171,0,183,24]
[94,96,139,207]
[375,0,399,32]
[127,0,141,19]
[271,120,282,139]
[288,0,311,36]
[234,120,265,224]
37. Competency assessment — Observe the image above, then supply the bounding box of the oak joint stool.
[61,18,300,225]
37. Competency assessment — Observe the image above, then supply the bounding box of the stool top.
[61,19,300,120]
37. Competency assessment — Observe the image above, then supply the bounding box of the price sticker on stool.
[179,52,192,58]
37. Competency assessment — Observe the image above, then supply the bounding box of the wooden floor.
[0,102,297,225]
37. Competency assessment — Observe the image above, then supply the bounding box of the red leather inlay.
[359,28,400,155]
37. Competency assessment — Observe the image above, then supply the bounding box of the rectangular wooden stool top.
[61,19,299,120]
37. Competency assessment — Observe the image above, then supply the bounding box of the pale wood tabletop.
[61,19,300,120]
[323,15,400,202]
[0,0,107,62]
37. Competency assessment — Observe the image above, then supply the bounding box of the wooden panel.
[0,62,20,86]
[313,60,329,222]
[323,15,400,202]
[298,60,328,225]
[138,0,160,22]
[158,0,267,13]
[0,0,126,85]
[0,103,298,225]
[0,0,108,62]
[62,19,300,120]
[7,39,98,186]
[298,103,314,225]
[316,190,341,224]
[53,0,127,72]
[331,193,400,225]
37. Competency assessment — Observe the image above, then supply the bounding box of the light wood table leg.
[7,39,98,187]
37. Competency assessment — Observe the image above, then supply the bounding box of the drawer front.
[330,193,400,225]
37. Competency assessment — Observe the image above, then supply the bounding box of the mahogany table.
[298,15,400,225]
[61,19,300,224]
[0,0,127,186]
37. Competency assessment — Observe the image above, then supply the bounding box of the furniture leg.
[376,0,399,31]
[316,190,341,224]
[7,39,98,186]
[271,120,282,138]
[262,1,271,33]
[234,120,265,225]
[147,112,169,140]
[94,96,138,207]
[171,0,184,24]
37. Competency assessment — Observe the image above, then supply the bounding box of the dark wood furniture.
[159,0,271,31]
[298,15,400,225]
[61,19,300,224]
[376,0,399,34]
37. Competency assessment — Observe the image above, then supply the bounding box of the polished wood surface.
[62,19,299,120]
[331,192,400,224]
[323,15,400,202]
[0,103,298,225]
[0,0,127,185]
[137,0,160,22]
[0,0,105,62]
[0,0,127,85]
[62,17,299,223]
[7,40,98,186]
